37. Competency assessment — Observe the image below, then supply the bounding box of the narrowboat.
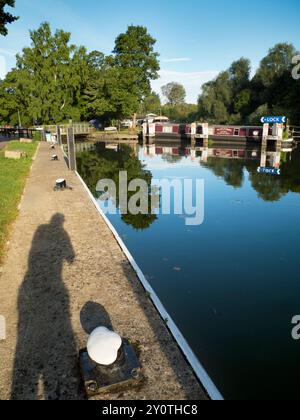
[198,125,295,146]
[195,125,267,142]
[148,123,266,142]
[143,122,295,147]
[153,123,193,139]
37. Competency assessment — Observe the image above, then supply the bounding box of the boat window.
[234,128,239,136]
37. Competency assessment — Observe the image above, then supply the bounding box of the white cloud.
[162,58,192,63]
[152,69,219,104]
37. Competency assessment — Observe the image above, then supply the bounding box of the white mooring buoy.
[87,327,122,366]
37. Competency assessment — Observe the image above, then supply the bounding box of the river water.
[77,139,300,400]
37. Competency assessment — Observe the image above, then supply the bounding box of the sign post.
[272,123,283,140]
[56,125,62,146]
[262,123,269,140]
[261,116,286,124]
[67,126,77,171]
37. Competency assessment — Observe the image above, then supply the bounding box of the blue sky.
[0,0,299,102]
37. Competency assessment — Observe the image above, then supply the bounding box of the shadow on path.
[11,214,83,400]
[80,301,113,335]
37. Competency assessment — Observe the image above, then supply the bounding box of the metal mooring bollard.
[87,327,122,366]
[79,326,143,397]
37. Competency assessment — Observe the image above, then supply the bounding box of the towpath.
[0,142,207,400]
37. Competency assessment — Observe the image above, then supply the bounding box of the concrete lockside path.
[0,142,207,400]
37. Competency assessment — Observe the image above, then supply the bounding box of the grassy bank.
[0,141,39,262]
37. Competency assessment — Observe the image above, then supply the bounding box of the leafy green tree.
[0,23,160,126]
[9,73,32,125]
[197,43,300,126]
[229,58,251,93]
[113,25,160,101]
[82,52,111,122]
[161,82,186,106]
[198,71,233,123]
[234,89,252,115]
[162,103,197,123]
[141,91,161,115]
[255,43,296,87]
[84,25,160,123]
[247,104,270,125]
[0,22,96,125]
[0,0,18,36]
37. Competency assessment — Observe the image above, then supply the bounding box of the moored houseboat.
[154,123,192,139]
[145,122,265,141]
[143,122,295,146]
[206,125,265,142]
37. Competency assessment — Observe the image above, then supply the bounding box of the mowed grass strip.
[0,141,39,262]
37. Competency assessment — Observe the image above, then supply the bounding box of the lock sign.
[261,116,286,124]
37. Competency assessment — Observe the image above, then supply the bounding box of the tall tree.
[198,71,232,123]
[162,82,186,106]
[229,58,251,93]
[0,23,160,125]
[113,25,160,102]
[141,91,161,115]
[0,22,92,125]
[82,51,107,121]
[255,43,296,87]
[0,0,18,36]
[162,103,198,123]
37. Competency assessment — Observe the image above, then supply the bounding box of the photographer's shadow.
[11,214,82,400]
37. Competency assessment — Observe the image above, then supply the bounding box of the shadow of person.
[11,214,81,400]
[80,302,113,335]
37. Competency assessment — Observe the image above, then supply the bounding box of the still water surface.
[77,140,300,400]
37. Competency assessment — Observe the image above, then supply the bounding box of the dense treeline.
[142,43,300,126]
[142,85,198,123]
[197,43,300,126]
[0,22,159,126]
[0,21,299,127]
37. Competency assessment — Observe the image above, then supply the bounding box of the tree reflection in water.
[77,143,158,230]
[202,145,300,202]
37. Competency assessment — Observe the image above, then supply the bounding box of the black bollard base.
[79,340,143,398]
[54,178,68,191]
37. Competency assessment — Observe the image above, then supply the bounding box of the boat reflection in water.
[141,137,299,203]
[143,139,293,168]
[77,137,300,400]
